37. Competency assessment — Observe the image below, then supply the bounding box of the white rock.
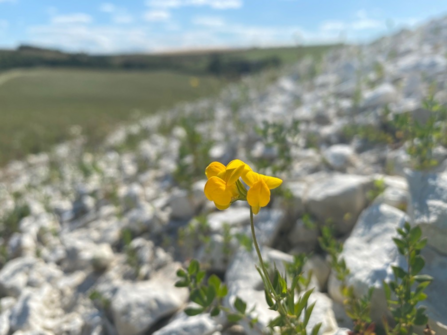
[406,170,447,255]
[306,292,338,335]
[169,189,196,220]
[0,257,62,298]
[362,83,398,108]
[306,174,370,234]
[328,204,407,321]
[91,243,114,272]
[282,181,306,221]
[8,233,36,259]
[323,145,356,171]
[153,314,222,335]
[9,285,64,333]
[288,218,319,253]
[111,263,188,335]
[120,183,144,210]
[207,207,250,233]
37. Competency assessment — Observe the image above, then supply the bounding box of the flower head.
[204,159,282,214]
[243,171,282,214]
[204,160,250,210]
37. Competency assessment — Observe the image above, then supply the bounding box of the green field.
[0,45,337,166]
[0,69,224,164]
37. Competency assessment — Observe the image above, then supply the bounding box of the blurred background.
[0,0,445,165]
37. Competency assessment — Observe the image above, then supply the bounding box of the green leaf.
[205,286,216,306]
[269,316,285,328]
[190,289,207,307]
[188,260,199,275]
[409,226,422,244]
[301,288,314,307]
[414,307,428,325]
[227,314,243,323]
[414,274,433,282]
[416,238,428,250]
[411,256,425,275]
[174,280,188,288]
[264,290,274,308]
[210,306,220,317]
[311,323,323,335]
[383,281,391,300]
[176,269,187,278]
[196,270,206,284]
[234,297,247,315]
[304,302,316,326]
[393,238,406,254]
[208,274,221,292]
[184,307,204,316]
[218,284,228,298]
[392,266,407,279]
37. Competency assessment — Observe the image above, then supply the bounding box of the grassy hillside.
[0,44,338,166]
[0,69,224,164]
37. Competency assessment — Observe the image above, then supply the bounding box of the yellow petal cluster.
[204,159,282,214]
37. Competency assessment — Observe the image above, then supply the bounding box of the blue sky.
[0,0,446,54]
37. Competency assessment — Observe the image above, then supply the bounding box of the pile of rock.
[0,15,447,335]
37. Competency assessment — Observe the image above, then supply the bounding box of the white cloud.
[146,0,242,10]
[51,13,93,25]
[143,10,171,22]
[100,4,134,24]
[100,3,116,13]
[192,16,225,27]
[320,20,346,31]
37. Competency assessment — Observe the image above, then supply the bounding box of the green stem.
[249,206,292,326]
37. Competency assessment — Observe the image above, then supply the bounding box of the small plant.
[176,260,260,329]
[253,120,300,174]
[173,116,214,188]
[178,215,211,261]
[319,225,375,334]
[383,223,433,335]
[89,290,111,310]
[391,96,447,170]
[121,228,140,276]
[367,178,386,202]
[176,159,321,334]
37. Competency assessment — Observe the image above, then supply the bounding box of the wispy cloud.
[146,0,242,10]
[143,10,171,22]
[99,3,116,13]
[51,13,93,25]
[99,4,134,24]
[192,16,226,27]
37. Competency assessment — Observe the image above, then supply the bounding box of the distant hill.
[0,44,340,77]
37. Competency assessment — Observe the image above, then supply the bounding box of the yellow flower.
[204,160,250,210]
[243,170,282,214]
[203,159,282,214]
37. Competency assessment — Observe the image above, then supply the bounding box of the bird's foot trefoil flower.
[204,159,282,214]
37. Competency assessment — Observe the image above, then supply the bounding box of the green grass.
[0,68,224,164]
[0,44,338,166]
[222,44,339,64]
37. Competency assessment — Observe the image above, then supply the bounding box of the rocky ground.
[1,15,447,335]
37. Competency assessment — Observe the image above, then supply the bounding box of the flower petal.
[247,179,270,211]
[215,202,230,210]
[261,175,283,189]
[217,163,246,185]
[205,162,226,179]
[251,205,260,215]
[242,170,260,187]
[204,176,231,205]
